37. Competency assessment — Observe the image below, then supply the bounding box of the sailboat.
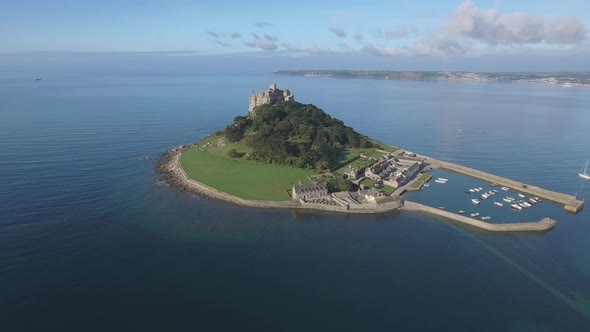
[579,160,590,180]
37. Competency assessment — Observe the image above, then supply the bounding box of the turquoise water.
[1,72,590,331]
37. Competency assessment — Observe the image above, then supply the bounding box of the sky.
[2,0,590,72]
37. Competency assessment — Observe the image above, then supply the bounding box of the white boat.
[503,197,512,203]
[519,202,528,208]
[423,183,430,187]
[435,179,447,184]
[518,193,526,198]
[528,198,538,204]
[473,188,481,192]
[471,198,480,205]
[480,194,489,199]
[501,186,510,191]
[511,204,522,211]
[579,160,590,180]
[487,190,495,195]
[494,202,504,207]
[477,187,483,191]
[481,216,491,220]
[458,210,465,214]
[522,202,532,208]
[437,178,448,181]
[470,212,480,217]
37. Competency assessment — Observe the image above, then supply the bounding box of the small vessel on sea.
[473,188,481,192]
[438,206,445,210]
[34,77,42,81]
[435,179,447,184]
[503,198,512,203]
[458,210,465,214]
[494,202,504,207]
[518,193,526,198]
[481,216,491,220]
[471,198,480,205]
[511,204,522,211]
[470,212,480,217]
[501,186,510,191]
[480,193,489,199]
[579,160,590,180]
[490,183,498,187]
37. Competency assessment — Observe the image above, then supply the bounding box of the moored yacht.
[494,202,504,207]
[471,198,480,205]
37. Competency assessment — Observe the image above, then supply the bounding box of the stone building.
[248,83,294,116]
[292,183,328,201]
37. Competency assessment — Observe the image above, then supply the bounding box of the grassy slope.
[180,142,314,201]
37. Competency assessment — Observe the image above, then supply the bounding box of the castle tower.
[248,83,295,116]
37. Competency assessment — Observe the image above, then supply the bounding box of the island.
[157,83,585,233]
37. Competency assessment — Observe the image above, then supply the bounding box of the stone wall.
[403,201,556,232]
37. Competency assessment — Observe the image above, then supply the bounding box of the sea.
[1,71,590,331]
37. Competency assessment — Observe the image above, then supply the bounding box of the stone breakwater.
[155,146,401,214]
[403,201,556,232]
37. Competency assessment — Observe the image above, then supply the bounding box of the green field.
[180,140,314,201]
[409,174,431,189]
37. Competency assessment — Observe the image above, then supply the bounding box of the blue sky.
[2,0,589,71]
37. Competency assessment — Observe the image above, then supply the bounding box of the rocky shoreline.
[155,146,404,214]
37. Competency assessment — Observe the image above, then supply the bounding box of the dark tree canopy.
[222,101,375,170]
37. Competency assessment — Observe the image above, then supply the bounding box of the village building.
[292,183,328,201]
[343,166,359,180]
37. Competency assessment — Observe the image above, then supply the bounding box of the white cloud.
[375,29,409,40]
[329,26,347,38]
[245,34,278,51]
[361,43,397,56]
[441,0,587,49]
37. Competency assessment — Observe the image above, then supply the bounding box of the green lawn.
[409,174,431,189]
[180,145,314,201]
[382,185,395,195]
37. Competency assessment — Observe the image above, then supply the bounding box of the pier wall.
[425,157,584,213]
[403,201,556,232]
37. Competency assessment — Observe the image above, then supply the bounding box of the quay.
[403,201,556,232]
[415,155,585,214]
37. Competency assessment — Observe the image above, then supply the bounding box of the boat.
[579,160,590,180]
[528,198,538,204]
[473,188,481,192]
[494,202,504,207]
[471,198,480,205]
[490,183,498,187]
[470,212,480,217]
[435,179,447,184]
[481,216,491,220]
[522,202,532,208]
[506,196,515,201]
[493,190,499,193]
[511,204,522,211]
[518,193,526,198]
[437,178,448,181]
[518,202,528,208]
[503,198,512,203]
[501,186,510,191]
[480,193,489,199]
[458,210,465,214]
[438,206,445,210]
[34,77,42,81]
[423,183,430,188]
[477,187,483,191]
[487,190,495,195]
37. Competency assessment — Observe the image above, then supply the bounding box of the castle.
[248,83,294,116]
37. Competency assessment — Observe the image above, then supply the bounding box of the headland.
[157,83,584,233]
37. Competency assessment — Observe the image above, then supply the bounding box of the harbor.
[404,168,573,225]
[417,154,585,214]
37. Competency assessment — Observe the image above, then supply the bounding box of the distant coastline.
[274,70,590,88]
